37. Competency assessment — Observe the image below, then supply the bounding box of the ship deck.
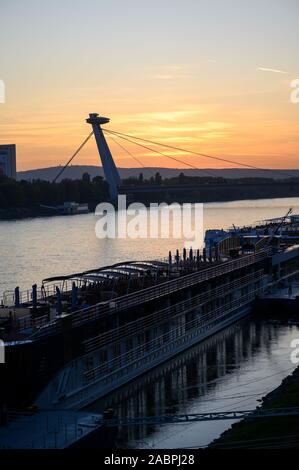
[0,248,272,343]
[0,410,102,449]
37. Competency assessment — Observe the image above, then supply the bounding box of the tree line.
[0,173,109,209]
[0,171,297,209]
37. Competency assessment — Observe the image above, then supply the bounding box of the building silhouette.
[0,144,16,179]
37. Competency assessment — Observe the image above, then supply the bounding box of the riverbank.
[0,206,92,220]
[210,362,299,448]
[1,189,299,220]
[0,206,55,220]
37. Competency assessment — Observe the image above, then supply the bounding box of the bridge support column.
[86,113,121,201]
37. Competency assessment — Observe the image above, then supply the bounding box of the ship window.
[85,356,94,370]
[138,333,144,346]
[99,349,107,364]
[113,343,120,357]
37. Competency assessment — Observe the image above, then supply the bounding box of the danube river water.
[1,197,299,295]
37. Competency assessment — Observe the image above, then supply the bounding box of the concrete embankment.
[210,365,299,448]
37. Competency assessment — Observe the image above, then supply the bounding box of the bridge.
[51,112,297,202]
[99,407,299,427]
[3,407,298,448]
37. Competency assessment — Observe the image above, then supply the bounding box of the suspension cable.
[104,129,295,179]
[104,130,219,178]
[107,133,145,168]
[52,131,94,183]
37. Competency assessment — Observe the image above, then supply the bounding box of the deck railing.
[83,287,262,385]
[84,269,265,354]
[72,250,269,327]
[28,250,269,340]
[1,280,74,307]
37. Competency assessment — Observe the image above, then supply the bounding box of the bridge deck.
[96,407,299,427]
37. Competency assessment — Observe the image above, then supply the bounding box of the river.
[1,197,299,295]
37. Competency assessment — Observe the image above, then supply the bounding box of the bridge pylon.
[86,113,121,201]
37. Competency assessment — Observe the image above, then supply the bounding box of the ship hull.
[36,301,252,410]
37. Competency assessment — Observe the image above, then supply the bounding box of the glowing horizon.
[0,0,298,172]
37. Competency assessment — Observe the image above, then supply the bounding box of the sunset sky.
[0,0,298,171]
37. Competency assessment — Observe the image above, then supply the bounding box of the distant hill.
[17,165,299,182]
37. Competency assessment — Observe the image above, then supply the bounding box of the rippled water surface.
[1,197,299,294]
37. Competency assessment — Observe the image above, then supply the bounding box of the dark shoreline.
[210,355,299,448]
[0,206,94,221]
[1,191,299,221]
[0,206,53,220]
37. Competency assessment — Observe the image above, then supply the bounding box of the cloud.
[151,74,177,80]
[162,65,186,71]
[121,111,205,123]
[150,64,192,80]
[258,67,288,75]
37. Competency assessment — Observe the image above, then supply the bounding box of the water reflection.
[2,197,299,294]
[86,318,299,448]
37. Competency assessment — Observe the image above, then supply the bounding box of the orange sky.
[0,0,298,171]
